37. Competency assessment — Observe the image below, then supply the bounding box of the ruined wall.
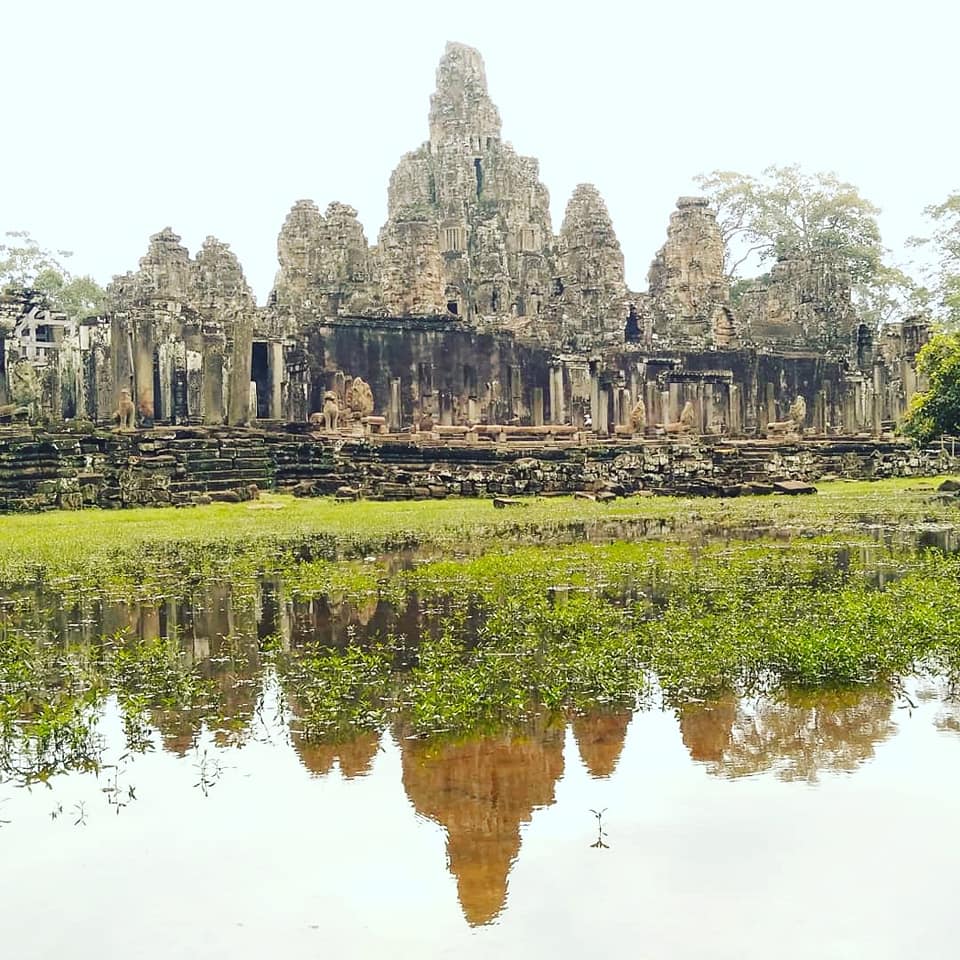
[304,317,551,428]
[739,251,859,352]
[602,348,855,437]
[0,289,88,421]
[0,424,954,513]
[105,229,258,427]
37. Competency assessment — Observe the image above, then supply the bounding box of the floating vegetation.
[1,478,959,785]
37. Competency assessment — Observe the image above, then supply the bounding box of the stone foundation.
[0,425,955,513]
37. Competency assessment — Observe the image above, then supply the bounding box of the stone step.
[167,476,269,494]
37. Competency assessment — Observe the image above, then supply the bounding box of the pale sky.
[2,0,956,302]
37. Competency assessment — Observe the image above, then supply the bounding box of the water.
[3,524,960,957]
[4,524,957,652]
[1,681,958,958]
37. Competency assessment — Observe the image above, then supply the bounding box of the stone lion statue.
[679,400,697,431]
[789,394,807,429]
[660,400,697,436]
[629,396,646,434]
[322,390,340,431]
[114,388,136,430]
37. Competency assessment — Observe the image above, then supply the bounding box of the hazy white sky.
[2,0,956,302]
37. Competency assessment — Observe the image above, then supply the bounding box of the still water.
[3,526,960,957]
[2,679,959,958]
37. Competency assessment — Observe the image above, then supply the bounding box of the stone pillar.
[172,344,188,424]
[202,342,224,424]
[439,391,454,426]
[532,387,544,426]
[269,341,284,419]
[843,388,857,435]
[389,377,402,432]
[902,359,918,406]
[813,391,826,434]
[0,338,8,407]
[644,381,657,429]
[630,370,642,410]
[596,385,610,435]
[729,383,741,436]
[549,364,566,424]
[765,382,777,428]
[872,361,884,437]
[156,341,173,423]
[509,364,521,418]
[571,402,585,430]
[589,360,601,430]
[132,313,155,426]
[668,383,682,423]
[185,349,202,421]
[227,312,253,426]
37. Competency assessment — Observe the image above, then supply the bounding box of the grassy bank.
[0,476,954,588]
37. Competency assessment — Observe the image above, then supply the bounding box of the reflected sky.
[2,680,958,959]
[3,528,960,956]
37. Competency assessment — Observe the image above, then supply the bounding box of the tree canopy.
[902,332,960,442]
[0,231,105,320]
[694,165,921,324]
[910,192,960,329]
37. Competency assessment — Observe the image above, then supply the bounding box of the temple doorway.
[251,342,271,419]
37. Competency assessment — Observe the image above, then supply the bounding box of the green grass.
[0,476,954,590]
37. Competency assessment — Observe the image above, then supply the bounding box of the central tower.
[378,41,554,321]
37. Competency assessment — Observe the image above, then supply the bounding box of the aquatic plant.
[2,477,960,764]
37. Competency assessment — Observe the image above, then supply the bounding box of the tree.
[901,332,960,442]
[694,165,922,324]
[909,192,960,329]
[0,231,105,319]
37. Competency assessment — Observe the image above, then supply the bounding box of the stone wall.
[303,317,550,428]
[0,425,954,513]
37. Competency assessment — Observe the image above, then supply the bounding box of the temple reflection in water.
[0,566,913,928]
[677,688,896,782]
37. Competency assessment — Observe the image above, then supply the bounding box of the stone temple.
[0,42,930,443]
